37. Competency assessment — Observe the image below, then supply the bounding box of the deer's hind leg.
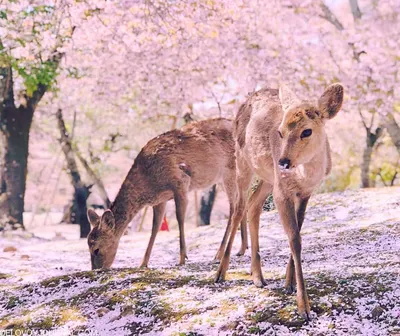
[140,202,167,268]
[214,171,249,262]
[173,185,190,265]
[213,203,233,262]
[237,212,248,256]
[215,158,252,282]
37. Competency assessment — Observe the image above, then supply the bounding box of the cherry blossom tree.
[0,0,75,229]
[2,0,399,230]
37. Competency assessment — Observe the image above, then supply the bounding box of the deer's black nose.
[278,158,291,169]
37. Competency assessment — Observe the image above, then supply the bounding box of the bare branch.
[383,112,400,155]
[320,3,344,31]
[390,171,398,186]
[349,0,362,20]
[358,108,368,130]
[56,108,82,188]
[375,125,383,140]
[377,169,388,187]
[369,110,376,129]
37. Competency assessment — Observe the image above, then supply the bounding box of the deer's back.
[134,118,235,191]
[234,88,282,183]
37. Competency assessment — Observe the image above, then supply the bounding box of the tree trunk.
[361,137,373,188]
[75,186,91,238]
[0,106,34,229]
[0,51,63,231]
[56,109,91,238]
[384,112,400,155]
[198,185,217,226]
[361,127,382,188]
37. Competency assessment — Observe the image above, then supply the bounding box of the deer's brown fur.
[214,84,344,320]
[87,118,248,269]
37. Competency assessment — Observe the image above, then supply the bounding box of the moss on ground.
[0,273,12,280]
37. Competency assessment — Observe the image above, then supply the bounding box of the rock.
[21,255,30,260]
[3,246,17,253]
[96,307,110,317]
[371,306,385,320]
[121,306,134,317]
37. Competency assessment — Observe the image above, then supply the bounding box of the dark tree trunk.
[57,109,91,238]
[198,185,216,226]
[0,106,34,229]
[75,186,91,238]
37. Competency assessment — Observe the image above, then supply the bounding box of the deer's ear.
[87,209,100,227]
[101,210,115,231]
[318,83,344,120]
[279,84,300,113]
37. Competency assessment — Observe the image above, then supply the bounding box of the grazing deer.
[87,118,248,270]
[214,84,344,320]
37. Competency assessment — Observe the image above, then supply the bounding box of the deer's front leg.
[140,202,167,268]
[275,193,310,320]
[174,191,189,265]
[285,196,310,294]
[248,180,272,287]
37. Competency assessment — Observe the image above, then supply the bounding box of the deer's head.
[87,209,119,270]
[277,83,344,170]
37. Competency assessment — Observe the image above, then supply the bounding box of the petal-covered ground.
[1,187,400,335]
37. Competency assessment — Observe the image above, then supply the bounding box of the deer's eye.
[94,248,100,256]
[301,129,312,139]
[278,131,283,139]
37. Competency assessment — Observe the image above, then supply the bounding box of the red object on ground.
[160,215,169,231]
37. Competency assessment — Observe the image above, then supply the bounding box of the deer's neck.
[110,168,148,238]
[297,138,329,186]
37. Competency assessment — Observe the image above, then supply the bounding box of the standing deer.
[87,118,248,270]
[214,84,344,320]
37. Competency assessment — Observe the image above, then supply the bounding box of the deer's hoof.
[252,276,266,288]
[212,258,221,264]
[178,255,188,265]
[139,263,148,269]
[300,310,311,322]
[215,265,227,283]
[285,284,296,295]
[235,249,246,257]
[215,272,225,283]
